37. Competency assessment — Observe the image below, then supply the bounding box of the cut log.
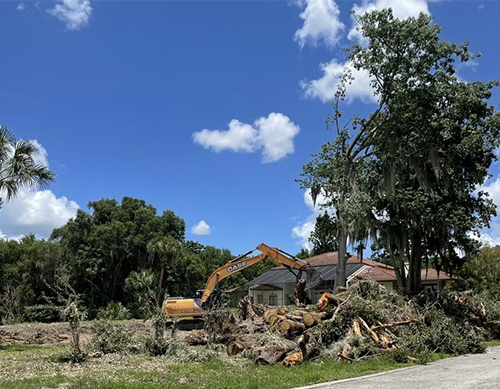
[353,318,362,337]
[283,350,303,366]
[371,318,418,332]
[255,346,288,365]
[279,319,305,333]
[226,341,244,356]
[268,314,285,327]
[285,314,303,322]
[264,308,279,323]
[317,292,334,312]
[238,295,265,320]
[278,307,287,315]
[302,312,330,327]
[297,333,310,360]
[282,333,316,366]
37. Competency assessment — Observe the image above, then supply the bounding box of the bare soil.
[0,320,162,345]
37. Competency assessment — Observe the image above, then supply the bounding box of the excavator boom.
[163,242,320,318]
[201,243,309,303]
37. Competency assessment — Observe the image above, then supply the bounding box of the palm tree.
[0,126,55,208]
[147,235,181,305]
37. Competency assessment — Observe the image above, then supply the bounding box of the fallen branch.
[371,318,418,332]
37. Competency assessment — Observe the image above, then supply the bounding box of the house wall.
[380,281,394,291]
[249,289,286,306]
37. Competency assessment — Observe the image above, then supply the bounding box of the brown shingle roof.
[275,250,452,282]
[249,284,283,291]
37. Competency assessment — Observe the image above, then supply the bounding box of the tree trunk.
[157,256,167,304]
[334,229,348,293]
[408,230,422,295]
[391,254,407,293]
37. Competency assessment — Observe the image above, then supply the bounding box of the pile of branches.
[186,281,500,366]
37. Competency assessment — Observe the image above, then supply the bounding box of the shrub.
[97,302,131,321]
[22,305,61,323]
[90,320,133,354]
[124,269,156,319]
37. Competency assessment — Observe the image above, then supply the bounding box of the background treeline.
[0,196,276,323]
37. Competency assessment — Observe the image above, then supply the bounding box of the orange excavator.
[163,243,321,318]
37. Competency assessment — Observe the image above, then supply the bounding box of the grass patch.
[483,340,500,347]
[0,344,414,389]
[4,340,494,389]
[2,358,411,389]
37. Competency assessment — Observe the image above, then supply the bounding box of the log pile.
[186,281,500,367]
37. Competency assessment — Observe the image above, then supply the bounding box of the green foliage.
[396,308,486,357]
[295,248,311,259]
[22,305,61,323]
[0,126,55,209]
[90,321,134,354]
[0,195,275,322]
[123,269,156,318]
[310,212,338,256]
[299,10,500,294]
[97,302,131,321]
[457,245,500,300]
[50,197,186,310]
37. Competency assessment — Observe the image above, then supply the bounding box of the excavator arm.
[200,243,313,304]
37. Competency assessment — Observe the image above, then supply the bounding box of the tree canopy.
[310,212,338,256]
[0,196,277,322]
[299,10,500,294]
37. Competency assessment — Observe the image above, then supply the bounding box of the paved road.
[298,347,500,389]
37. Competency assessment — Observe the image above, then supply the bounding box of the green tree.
[295,248,311,259]
[0,126,54,208]
[147,235,181,304]
[300,10,500,295]
[458,245,500,299]
[51,197,186,312]
[310,212,338,256]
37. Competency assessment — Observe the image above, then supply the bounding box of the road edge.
[292,346,500,389]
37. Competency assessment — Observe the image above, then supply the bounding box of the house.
[226,251,452,307]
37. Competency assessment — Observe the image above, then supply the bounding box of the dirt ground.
[0,320,191,345]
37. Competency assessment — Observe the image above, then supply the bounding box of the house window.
[257,294,263,304]
[269,294,278,306]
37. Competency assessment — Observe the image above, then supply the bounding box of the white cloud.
[193,120,258,154]
[474,176,500,246]
[17,2,25,11]
[193,113,300,163]
[256,113,300,163]
[0,190,79,238]
[348,0,429,43]
[294,0,344,49]
[292,189,331,249]
[32,140,49,167]
[47,0,92,31]
[191,220,211,236]
[0,140,79,238]
[301,59,376,103]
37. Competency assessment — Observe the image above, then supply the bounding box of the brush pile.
[185,281,500,366]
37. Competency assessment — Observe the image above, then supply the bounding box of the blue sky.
[0,0,499,255]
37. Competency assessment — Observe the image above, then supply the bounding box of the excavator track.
[166,318,204,331]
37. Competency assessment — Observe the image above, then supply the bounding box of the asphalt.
[296,347,500,389]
